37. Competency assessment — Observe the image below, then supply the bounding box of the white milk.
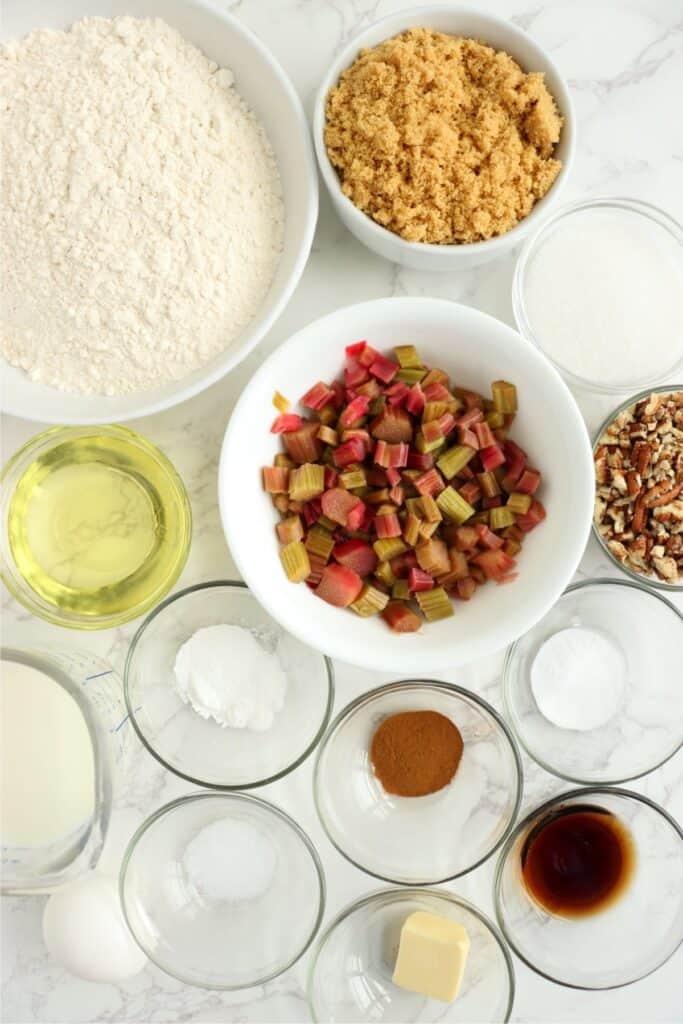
[1,659,95,847]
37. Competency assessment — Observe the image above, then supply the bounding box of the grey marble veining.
[2,1,682,1021]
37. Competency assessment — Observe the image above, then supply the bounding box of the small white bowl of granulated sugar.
[0,0,317,423]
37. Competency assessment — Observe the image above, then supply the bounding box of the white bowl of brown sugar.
[313,5,575,272]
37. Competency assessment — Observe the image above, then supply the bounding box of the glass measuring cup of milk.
[1,647,129,894]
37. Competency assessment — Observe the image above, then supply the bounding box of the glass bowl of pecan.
[593,387,683,589]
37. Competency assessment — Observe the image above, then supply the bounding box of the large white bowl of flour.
[0,0,317,423]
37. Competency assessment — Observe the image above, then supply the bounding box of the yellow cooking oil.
[7,430,191,620]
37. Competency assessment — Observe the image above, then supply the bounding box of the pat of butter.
[392,910,470,1003]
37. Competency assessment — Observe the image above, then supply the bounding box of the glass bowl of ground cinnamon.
[313,680,522,885]
[313,6,575,272]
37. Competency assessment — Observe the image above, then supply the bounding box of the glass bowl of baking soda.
[124,581,334,788]
[503,578,683,784]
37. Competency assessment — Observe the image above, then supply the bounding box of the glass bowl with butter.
[313,681,522,885]
[0,424,191,629]
[307,887,514,1022]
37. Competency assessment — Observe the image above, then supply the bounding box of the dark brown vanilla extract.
[521,805,635,918]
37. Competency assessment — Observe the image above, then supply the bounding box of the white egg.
[43,873,147,983]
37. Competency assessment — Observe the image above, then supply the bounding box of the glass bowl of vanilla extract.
[494,788,683,989]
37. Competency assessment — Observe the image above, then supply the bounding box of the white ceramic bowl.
[219,297,593,673]
[1,0,317,424]
[313,4,575,272]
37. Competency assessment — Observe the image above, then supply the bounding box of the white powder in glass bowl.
[0,16,283,395]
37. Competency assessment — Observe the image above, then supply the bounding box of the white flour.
[0,17,283,395]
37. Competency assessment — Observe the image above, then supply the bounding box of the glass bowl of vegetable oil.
[1,425,191,629]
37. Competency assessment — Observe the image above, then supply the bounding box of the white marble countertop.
[2,1,682,1021]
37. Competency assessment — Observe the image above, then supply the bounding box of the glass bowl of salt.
[503,577,683,784]
[513,196,683,393]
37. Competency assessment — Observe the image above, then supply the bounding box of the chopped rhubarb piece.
[375,512,402,539]
[423,381,451,403]
[437,444,476,479]
[333,538,378,577]
[507,492,533,515]
[283,421,323,464]
[474,421,496,448]
[386,467,401,486]
[315,563,363,607]
[375,441,409,469]
[416,537,450,576]
[344,360,369,389]
[458,426,479,449]
[356,377,382,400]
[389,483,405,506]
[516,468,541,495]
[516,500,546,532]
[280,541,310,583]
[345,340,367,359]
[459,481,482,506]
[477,471,501,498]
[339,394,370,428]
[476,523,505,549]
[414,468,445,497]
[446,549,469,580]
[369,353,399,383]
[404,383,426,416]
[472,549,517,579]
[289,463,325,502]
[503,439,527,474]
[350,583,390,617]
[460,388,485,410]
[422,419,445,444]
[386,381,410,407]
[306,552,327,587]
[489,506,516,530]
[453,525,479,551]
[262,465,289,494]
[321,487,361,527]
[276,516,303,545]
[497,572,520,585]
[324,467,338,489]
[482,495,502,510]
[407,450,434,471]
[455,576,476,600]
[272,390,290,414]
[416,586,454,621]
[438,412,456,437]
[409,567,435,592]
[271,412,302,434]
[394,344,422,369]
[370,406,413,443]
[301,381,335,411]
[333,436,366,468]
[357,343,379,368]
[436,486,475,525]
[455,407,484,428]
[346,499,367,532]
[389,550,418,577]
[492,380,518,414]
[382,601,422,633]
[479,444,506,472]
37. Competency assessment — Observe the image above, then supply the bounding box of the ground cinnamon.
[370,710,464,797]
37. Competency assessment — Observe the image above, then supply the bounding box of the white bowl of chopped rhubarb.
[219,297,594,673]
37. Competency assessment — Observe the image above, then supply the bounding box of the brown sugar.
[324,28,563,245]
[370,710,464,797]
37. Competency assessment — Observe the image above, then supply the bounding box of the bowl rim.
[123,579,335,789]
[512,196,683,393]
[219,295,595,674]
[119,790,327,991]
[493,785,683,991]
[502,577,683,784]
[0,423,192,629]
[306,884,516,1023]
[313,679,524,886]
[591,384,683,591]
[312,2,575,258]
[0,0,318,425]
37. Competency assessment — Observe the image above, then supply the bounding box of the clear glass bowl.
[0,425,191,629]
[513,197,683,393]
[503,579,683,784]
[307,887,515,1022]
[120,792,325,990]
[1,647,127,894]
[494,788,683,989]
[124,581,334,789]
[592,385,683,591]
[314,681,522,885]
